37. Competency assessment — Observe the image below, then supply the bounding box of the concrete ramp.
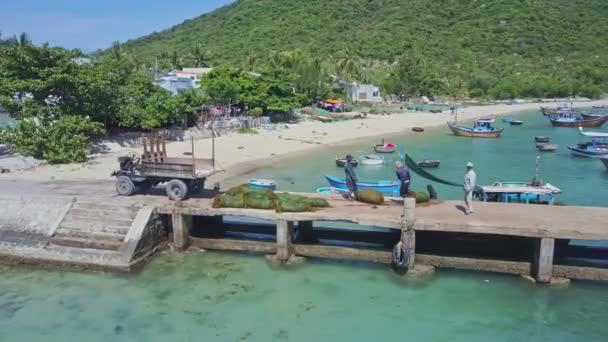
[0,196,73,236]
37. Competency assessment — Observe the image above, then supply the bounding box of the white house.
[153,68,212,95]
[344,83,382,103]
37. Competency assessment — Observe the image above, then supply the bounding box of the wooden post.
[172,211,192,251]
[402,197,416,267]
[533,237,555,283]
[276,220,294,261]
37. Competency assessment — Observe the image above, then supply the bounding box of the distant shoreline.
[3,99,608,184]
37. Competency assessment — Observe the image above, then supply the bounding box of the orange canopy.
[324,99,343,104]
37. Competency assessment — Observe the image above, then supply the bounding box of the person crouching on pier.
[464,162,477,214]
[344,154,358,200]
[395,161,411,198]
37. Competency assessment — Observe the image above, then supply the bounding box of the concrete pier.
[533,237,555,283]
[171,211,192,251]
[275,220,294,261]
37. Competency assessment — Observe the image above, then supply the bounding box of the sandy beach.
[3,100,608,183]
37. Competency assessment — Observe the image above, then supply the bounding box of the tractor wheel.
[166,179,189,201]
[116,176,135,196]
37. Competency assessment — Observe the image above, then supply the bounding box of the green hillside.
[116,0,608,97]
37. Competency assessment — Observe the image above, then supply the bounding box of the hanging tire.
[166,179,189,201]
[116,176,135,196]
[391,241,410,274]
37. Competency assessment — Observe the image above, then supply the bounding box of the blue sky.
[0,0,230,51]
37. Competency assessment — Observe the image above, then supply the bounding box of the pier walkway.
[1,192,607,283]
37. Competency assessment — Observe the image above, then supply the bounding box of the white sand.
[3,100,608,182]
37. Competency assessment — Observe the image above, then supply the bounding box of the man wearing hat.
[464,162,476,214]
[344,154,358,200]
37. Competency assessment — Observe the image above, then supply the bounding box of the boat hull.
[549,115,608,128]
[248,179,277,190]
[373,144,396,153]
[534,136,551,143]
[359,155,384,165]
[417,160,440,168]
[581,113,607,120]
[567,146,608,158]
[324,175,400,195]
[335,158,358,167]
[447,122,503,138]
[601,158,608,170]
[536,143,558,152]
[510,120,523,126]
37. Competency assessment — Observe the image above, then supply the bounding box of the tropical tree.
[189,44,211,68]
[334,49,362,81]
[111,40,122,61]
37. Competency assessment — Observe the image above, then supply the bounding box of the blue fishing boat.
[324,175,399,195]
[248,179,277,190]
[447,118,503,138]
[567,128,608,158]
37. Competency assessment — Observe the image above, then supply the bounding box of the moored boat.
[324,175,399,195]
[580,112,606,120]
[335,158,358,167]
[359,155,384,165]
[417,160,441,168]
[447,118,503,138]
[567,127,608,157]
[548,112,608,128]
[536,143,558,152]
[535,136,551,143]
[592,105,606,109]
[248,179,277,190]
[479,181,562,205]
[373,143,396,153]
[510,120,523,126]
[540,105,570,116]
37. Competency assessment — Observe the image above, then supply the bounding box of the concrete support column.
[402,198,416,267]
[276,220,294,261]
[172,211,192,251]
[533,237,555,283]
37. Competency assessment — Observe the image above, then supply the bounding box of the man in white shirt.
[464,162,477,214]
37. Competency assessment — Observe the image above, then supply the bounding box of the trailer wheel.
[116,176,135,196]
[166,179,189,200]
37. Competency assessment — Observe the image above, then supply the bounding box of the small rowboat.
[601,157,608,170]
[447,118,503,138]
[248,179,277,191]
[592,105,606,109]
[412,127,425,132]
[374,143,396,153]
[535,136,551,143]
[417,160,441,168]
[580,113,606,120]
[335,158,358,167]
[536,143,558,152]
[324,175,399,195]
[359,155,384,165]
[510,120,523,126]
[316,187,348,195]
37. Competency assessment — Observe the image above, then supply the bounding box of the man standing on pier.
[464,162,476,214]
[345,154,358,200]
[395,161,411,197]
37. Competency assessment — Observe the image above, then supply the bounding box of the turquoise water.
[231,110,608,207]
[3,109,608,341]
[2,252,608,341]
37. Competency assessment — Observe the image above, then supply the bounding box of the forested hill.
[116,0,608,97]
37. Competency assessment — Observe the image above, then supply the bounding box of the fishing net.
[356,189,384,205]
[406,190,430,203]
[225,184,250,196]
[275,193,312,212]
[404,154,461,187]
[243,189,277,210]
[212,194,245,208]
[307,197,330,208]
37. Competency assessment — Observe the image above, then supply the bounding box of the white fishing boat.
[359,155,384,165]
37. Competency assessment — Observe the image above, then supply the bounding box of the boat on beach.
[567,127,608,158]
[536,143,558,152]
[249,179,277,190]
[335,158,358,167]
[447,118,503,138]
[535,136,551,143]
[359,155,384,165]
[373,143,396,153]
[324,175,399,195]
[548,112,608,128]
[417,160,441,168]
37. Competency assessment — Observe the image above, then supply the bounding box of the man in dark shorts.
[395,161,411,197]
[344,154,358,200]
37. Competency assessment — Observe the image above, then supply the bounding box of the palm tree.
[170,49,182,69]
[244,51,257,71]
[111,41,122,61]
[189,44,211,68]
[334,49,362,82]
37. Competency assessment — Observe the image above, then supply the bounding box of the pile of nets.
[356,189,384,205]
[406,190,430,203]
[213,185,330,212]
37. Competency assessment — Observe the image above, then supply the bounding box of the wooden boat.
[567,128,608,157]
[535,136,551,143]
[335,158,358,167]
[601,157,608,170]
[417,160,440,168]
[536,143,558,152]
[548,113,608,128]
[480,181,562,205]
[540,106,570,116]
[580,113,606,120]
[374,143,396,153]
[510,120,523,126]
[324,175,400,195]
[248,179,277,190]
[359,155,384,165]
[447,118,503,138]
[592,105,606,109]
[412,127,424,132]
